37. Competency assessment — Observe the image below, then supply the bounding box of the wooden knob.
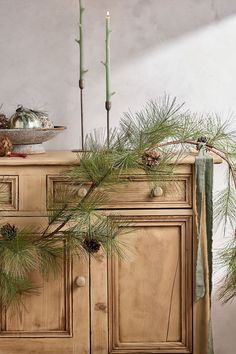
[151,186,164,197]
[75,276,86,287]
[78,187,88,198]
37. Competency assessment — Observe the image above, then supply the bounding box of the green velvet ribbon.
[195,142,214,354]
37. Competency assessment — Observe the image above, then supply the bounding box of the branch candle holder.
[102,11,115,149]
[75,4,115,151]
[75,0,88,150]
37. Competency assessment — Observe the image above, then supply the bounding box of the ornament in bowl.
[37,113,54,129]
[10,106,42,129]
[10,106,54,129]
[0,106,66,154]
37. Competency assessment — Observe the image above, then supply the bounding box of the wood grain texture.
[0,217,90,354]
[0,152,209,353]
[0,151,79,166]
[1,248,72,336]
[0,176,18,211]
[0,166,70,217]
[47,173,192,210]
[90,251,108,354]
[0,151,222,167]
[102,174,192,209]
[107,213,193,353]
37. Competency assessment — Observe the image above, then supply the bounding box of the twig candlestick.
[102,11,115,148]
[76,0,88,150]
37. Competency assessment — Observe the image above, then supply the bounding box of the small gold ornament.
[0,136,13,157]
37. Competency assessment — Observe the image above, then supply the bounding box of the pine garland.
[1,95,236,308]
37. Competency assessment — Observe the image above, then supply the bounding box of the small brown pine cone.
[197,137,209,151]
[82,238,101,254]
[0,223,18,240]
[142,150,161,167]
[0,114,10,129]
[197,136,208,144]
[0,136,13,157]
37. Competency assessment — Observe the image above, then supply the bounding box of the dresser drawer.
[103,174,192,208]
[0,176,19,211]
[47,174,192,209]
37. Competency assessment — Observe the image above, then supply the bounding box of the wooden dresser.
[0,151,219,354]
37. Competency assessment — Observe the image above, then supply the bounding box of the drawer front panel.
[47,174,192,209]
[0,176,19,211]
[103,174,192,208]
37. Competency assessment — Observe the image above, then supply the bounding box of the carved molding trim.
[0,176,19,211]
[108,215,193,353]
[0,248,73,338]
[46,174,192,210]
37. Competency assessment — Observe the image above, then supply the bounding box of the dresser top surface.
[0,150,222,166]
[0,151,80,166]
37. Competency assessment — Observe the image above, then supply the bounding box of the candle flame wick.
[107,11,110,17]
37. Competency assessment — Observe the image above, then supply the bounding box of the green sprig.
[1,95,236,308]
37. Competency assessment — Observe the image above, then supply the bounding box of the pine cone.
[82,238,101,254]
[0,136,13,157]
[0,114,10,129]
[142,150,161,167]
[0,223,18,240]
[197,136,208,144]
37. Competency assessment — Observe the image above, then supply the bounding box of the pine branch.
[218,233,236,303]
[42,202,68,237]
[214,173,236,235]
[36,237,64,279]
[147,139,236,188]
[2,95,236,308]
[0,272,39,310]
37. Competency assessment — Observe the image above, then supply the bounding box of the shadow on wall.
[86,0,236,65]
[212,292,236,354]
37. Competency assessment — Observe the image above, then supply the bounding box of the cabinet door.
[0,217,90,354]
[91,211,193,354]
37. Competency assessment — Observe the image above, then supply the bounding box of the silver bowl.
[0,126,66,154]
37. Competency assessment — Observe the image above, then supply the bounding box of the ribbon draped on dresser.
[194,142,214,354]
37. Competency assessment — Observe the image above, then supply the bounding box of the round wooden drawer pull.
[75,276,86,287]
[151,186,164,197]
[78,187,88,198]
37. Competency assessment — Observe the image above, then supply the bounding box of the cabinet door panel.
[0,218,90,354]
[1,248,71,335]
[107,214,192,353]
